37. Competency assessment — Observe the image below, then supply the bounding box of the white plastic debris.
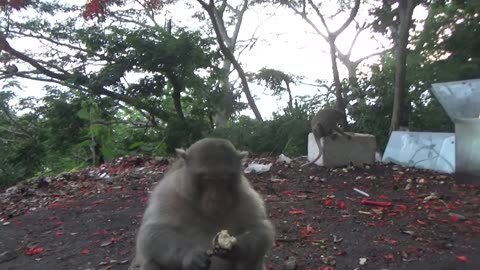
[277,154,292,164]
[359,257,367,265]
[5,186,18,194]
[244,163,272,174]
[353,188,370,197]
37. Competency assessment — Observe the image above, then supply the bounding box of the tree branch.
[229,0,249,45]
[307,0,331,33]
[0,32,69,81]
[307,0,361,38]
[197,0,263,121]
[332,0,361,37]
[9,30,108,61]
[346,21,368,58]
[352,48,392,66]
[283,1,327,39]
[1,32,170,122]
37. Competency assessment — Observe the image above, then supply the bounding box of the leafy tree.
[368,0,479,135]
[261,0,363,130]
[249,68,303,112]
[189,0,268,125]
[1,1,228,149]
[415,0,480,81]
[370,0,421,133]
[0,91,45,185]
[80,0,265,122]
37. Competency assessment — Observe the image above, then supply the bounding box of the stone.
[307,132,377,167]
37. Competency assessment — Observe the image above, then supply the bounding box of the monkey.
[301,108,352,167]
[130,137,275,270]
[0,64,18,79]
[5,64,18,74]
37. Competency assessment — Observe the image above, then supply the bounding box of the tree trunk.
[285,82,293,111]
[346,62,366,107]
[214,58,234,127]
[328,39,349,130]
[91,137,104,166]
[198,0,263,121]
[389,0,416,134]
[170,77,186,123]
[171,87,186,123]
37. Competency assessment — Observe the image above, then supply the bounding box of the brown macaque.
[130,138,275,270]
[301,108,351,167]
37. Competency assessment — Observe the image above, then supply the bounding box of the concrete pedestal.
[454,118,480,184]
[307,132,377,167]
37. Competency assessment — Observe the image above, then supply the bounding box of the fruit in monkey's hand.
[207,230,238,259]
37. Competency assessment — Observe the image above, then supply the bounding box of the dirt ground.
[0,155,479,270]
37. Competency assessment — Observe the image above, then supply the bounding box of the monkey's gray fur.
[130,138,275,270]
[301,108,351,167]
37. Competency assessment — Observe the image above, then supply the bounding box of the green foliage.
[0,92,45,185]
[250,68,294,96]
[2,0,478,187]
[417,1,480,81]
[210,108,310,156]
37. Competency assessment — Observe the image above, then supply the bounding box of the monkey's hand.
[182,249,211,270]
[209,230,238,260]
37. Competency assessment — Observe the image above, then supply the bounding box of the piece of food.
[213,230,237,250]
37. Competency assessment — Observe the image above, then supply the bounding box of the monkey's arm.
[220,218,274,266]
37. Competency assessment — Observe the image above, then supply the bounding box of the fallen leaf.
[450,214,460,222]
[456,255,468,262]
[325,198,334,207]
[385,238,399,246]
[337,201,347,209]
[289,207,305,215]
[25,247,45,256]
[384,254,395,260]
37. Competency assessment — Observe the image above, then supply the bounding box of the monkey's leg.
[139,259,162,270]
[333,126,351,139]
[137,224,210,270]
[230,220,275,264]
[330,133,339,140]
[235,260,265,270]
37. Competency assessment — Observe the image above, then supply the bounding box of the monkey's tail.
[300,152,321,167]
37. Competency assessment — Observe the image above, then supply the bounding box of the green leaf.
[128,141,145,150]
[76,108,90,120]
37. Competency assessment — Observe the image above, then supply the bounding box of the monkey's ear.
[238,151,248,161]
[175,148,187,160]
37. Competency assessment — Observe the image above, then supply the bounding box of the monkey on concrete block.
[130,138,275,270]
[301,108,352,167]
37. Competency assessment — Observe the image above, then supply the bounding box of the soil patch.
[1,156,479,270]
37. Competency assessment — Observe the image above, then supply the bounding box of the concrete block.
[454,118,480,184]
[307,132,377,167]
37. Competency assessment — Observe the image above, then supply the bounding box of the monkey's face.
[180,138,247,216]
[189,155,242,210]
[188,168,241,216]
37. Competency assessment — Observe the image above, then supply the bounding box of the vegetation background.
[1,0,478,186]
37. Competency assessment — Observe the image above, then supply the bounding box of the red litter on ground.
[361,199,393,207]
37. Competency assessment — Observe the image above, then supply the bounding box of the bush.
[210,109,310,156]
